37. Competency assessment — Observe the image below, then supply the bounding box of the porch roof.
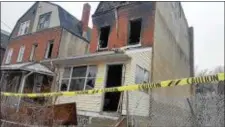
[0,62,55,76]
[41,51,131,66]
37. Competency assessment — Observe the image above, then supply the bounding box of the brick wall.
[3,27,62,64]
[90,2,155,53]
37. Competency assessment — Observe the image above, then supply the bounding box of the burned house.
[41,2,194,126]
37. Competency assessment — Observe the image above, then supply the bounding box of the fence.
[0,74,224,127]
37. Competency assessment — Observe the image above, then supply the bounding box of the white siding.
[122,48,152,117]
[55,48,152,117]
[56,63,106,112]
[32,2,60,32]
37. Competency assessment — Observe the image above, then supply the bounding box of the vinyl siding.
[122,48,152,117]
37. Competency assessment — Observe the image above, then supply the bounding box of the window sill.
[121,43,141,50]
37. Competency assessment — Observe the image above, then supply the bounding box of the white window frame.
[37,12,51,30]
[135,65,150,84]
[5,48,13,64]
[18,20,30,36]
[17,45,25,62]
[29,44,38,61]
[45,40,54,59]
[60,65,98,91]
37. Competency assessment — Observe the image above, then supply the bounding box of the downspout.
[16,71,34,112]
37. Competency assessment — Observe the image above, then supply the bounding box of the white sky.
[1,2,224,71]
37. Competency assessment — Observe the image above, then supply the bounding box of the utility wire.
[1,20,13,31]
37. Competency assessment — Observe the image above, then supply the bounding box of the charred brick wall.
[90,2,156,53]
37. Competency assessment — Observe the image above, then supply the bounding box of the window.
[128,18,142,45]
[29,44,38,61]
[37,12,51,30]
[18,20,30,36]
[60,65,98,91]
[135,65,149,84]
[17,45,25,62]
[99,26,110,49]
[45,40,54,59]
[5,48,13,64]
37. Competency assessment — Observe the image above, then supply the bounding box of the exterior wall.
[32,2,60,33]
[151,2,192,99]
[58,29,89,58]
[0,47,5,64]
[10,2,38,39]
[56,48,152,117]
[3,27,62,65]
[90,2,155,53]
[56,63,105,112]
[122,48,152,117]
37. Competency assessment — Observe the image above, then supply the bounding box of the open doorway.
[103,64,123,112]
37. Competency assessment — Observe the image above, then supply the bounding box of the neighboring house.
[1,29,10,64]
[41,2,194,126]
[0,1,92,109]
[2,1,91,65]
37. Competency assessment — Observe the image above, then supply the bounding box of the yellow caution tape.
[1,73,224,98]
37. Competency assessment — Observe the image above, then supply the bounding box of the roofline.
[8,2,38,39]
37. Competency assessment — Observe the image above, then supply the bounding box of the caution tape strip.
[1,73,224,98]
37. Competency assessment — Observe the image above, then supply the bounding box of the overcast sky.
[1,2,224,71]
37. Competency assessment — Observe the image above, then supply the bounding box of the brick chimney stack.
[81,3,91,39]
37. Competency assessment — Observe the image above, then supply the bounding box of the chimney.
[81,3,91,39]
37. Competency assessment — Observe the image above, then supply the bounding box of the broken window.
[128,18,142,45]
[45,40,54,59]
[99,26,110,49]
[135,65,149,84]
[60,65,98,91]
[37,12,51,30]
[29,44,38,61]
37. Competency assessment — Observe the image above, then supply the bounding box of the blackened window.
[99,26,110,48]
[128,18,142,45]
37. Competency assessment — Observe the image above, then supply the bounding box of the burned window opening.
[103,65,123,112]
[99,26,110,49]
[128,18,142,45]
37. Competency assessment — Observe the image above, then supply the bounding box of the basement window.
[99,26,110,49]
[45,40,54,59]
[128,18,142,45]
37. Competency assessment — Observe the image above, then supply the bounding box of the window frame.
[5,48,13,64]
[98,25,110,50]
[135,65,150,84]
[60,65,98,91]
[17,45,25,62]
[18,20,30,36]
[128,18,142,46]
[37,12,52,30]
[29,44,38,61]
[45,40,54,59]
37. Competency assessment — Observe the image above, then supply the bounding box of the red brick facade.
[90,3,156,53]
[3,27,62,64]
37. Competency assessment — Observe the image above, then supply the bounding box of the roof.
[0,62,55,76]
[1,29,10,36]
[47,2,92,41]
[41,51,131,66]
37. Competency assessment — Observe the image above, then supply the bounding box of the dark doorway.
[103,64,123,112]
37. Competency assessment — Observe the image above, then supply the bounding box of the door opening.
[103,64,123,112]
